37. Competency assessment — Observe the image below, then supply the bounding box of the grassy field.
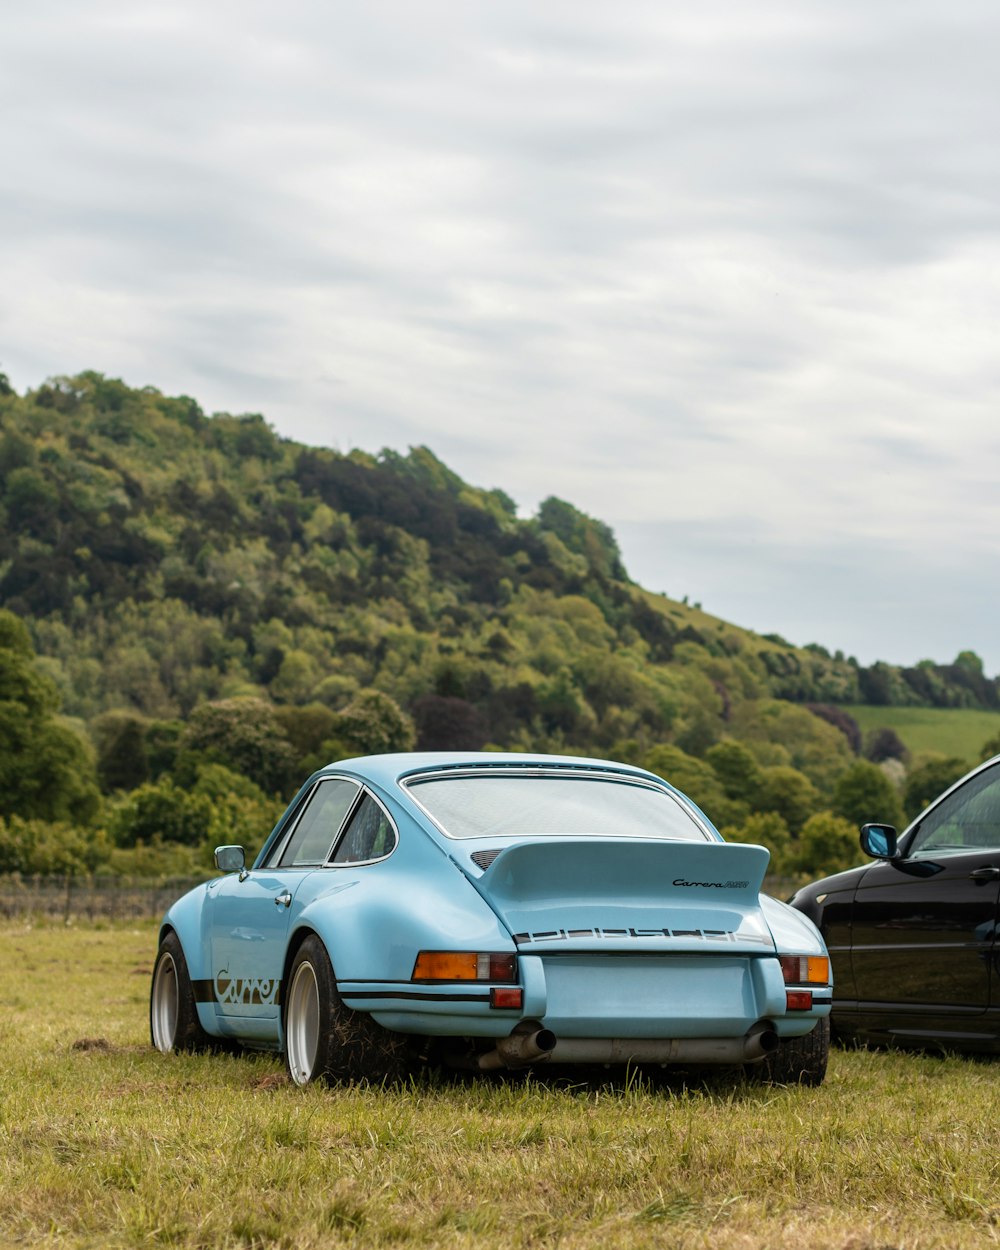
[842,704,1000,763]
[1,923,999,1250]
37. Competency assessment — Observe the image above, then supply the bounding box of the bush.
[864,727,909,765]
[755,765,820,836]
[331,690,416,756]
[788,812,861,877]
[107,778,215,848]
[721,811,792,875]
[0,816,113,875]
[177,697,297,795]
[903,757,969,821]
[832,760,905,830]
[642,744,747,829]
[705,739,763,805]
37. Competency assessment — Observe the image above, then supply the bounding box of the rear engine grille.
[471,849,502,870]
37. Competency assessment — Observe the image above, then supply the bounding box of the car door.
[851,761,1000,1033]
[209,776,361,1027]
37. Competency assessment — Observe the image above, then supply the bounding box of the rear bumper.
[344,952,830,1041]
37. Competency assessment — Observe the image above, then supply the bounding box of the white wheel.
[284,934,411,1085]
[149,931,211,1053]
[285,958,322,1086]
[150,951,180,1052]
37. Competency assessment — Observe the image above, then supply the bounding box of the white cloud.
[3,1,1000,667]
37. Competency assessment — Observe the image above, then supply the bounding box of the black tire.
[748,1017,830,1087]
[283,934,410,1086]
[150,930,212,1053]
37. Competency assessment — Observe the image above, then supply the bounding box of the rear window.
[405,773,711,842]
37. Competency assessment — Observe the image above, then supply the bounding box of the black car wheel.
[747,1017,830,1086]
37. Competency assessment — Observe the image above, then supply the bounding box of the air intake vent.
[471,849,502,871]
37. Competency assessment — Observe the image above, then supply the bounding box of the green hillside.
[1,369,997,879]
[842,705,1000,764]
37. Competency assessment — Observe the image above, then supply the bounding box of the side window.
[331,794,397,865]
[278,779,360,867]
[909,764,1000,856]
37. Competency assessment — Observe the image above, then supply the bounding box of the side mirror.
[860,823,899,860]
[214,845,246,874]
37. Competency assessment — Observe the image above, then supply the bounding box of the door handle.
[969,867,1000,882]
[274,891,292,908]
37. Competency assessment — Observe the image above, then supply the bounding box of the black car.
[790,755,1000,1053]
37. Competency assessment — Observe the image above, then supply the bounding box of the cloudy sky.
[3,2,1000,670]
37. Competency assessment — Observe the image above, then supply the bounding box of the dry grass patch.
[0,921,998,1248]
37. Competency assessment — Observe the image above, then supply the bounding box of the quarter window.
[331,794,397,864]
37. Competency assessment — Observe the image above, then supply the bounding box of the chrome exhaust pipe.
[477,1024,557,1071]
[743,1024,779,1062]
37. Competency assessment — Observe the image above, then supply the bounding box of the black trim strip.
[342,989,490,1003]
[192,979,215,1003]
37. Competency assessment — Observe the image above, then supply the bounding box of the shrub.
[833,760,905,830]
[788,812,862,877]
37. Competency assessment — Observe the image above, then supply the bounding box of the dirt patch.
[71,1036,114,1052]
[250,1072,290,1091]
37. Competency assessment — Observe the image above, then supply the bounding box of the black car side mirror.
[860,823,899,860]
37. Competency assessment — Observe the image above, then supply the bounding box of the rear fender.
[760,894,827,956]
[289,860,514,984]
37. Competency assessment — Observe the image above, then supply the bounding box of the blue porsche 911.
[150,753,832,1085]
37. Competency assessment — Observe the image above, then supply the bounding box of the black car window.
[278,778,361,867]
[331,793,396,864]
[908,763,1000,856]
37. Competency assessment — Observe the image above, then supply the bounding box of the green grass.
[2,923,1000,1249]
[842,704,1000,763]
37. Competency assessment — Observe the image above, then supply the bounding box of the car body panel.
[159,752,831,1065]
[465,839,775,954]
[791,754,1000,1051]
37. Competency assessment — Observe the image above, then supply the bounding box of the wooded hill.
[0,369,996,877]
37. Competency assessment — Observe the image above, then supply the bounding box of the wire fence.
[0,872,806,923]
[0,874,208,923]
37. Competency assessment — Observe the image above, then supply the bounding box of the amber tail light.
[412,952,517,982]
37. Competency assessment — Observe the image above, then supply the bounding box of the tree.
[832,761,905,830]
[705,739,763,805]
[107,777,215,847]
[864,727,909,765]
[722,812,792,875]
[0,610,100,824]
[755,766,821,836]
[805,704,862,754]
[979,733,1000,763]
[788,812,861,876]
[642,744,747,829]
[0,816,111,875]
[412,694,486,751]
[330,690,416,756]
[273,703,337,763]
[903,757,969,821]
[91,710,150,792]
[177,697,297,795]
